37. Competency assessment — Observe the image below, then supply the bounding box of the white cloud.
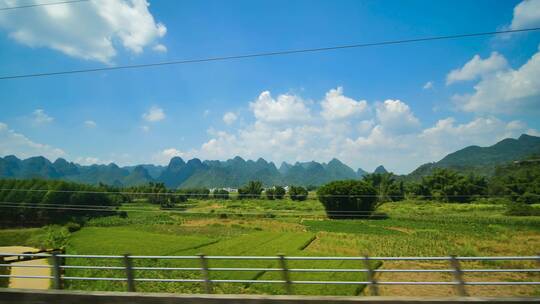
[158,88,537,173]
[320,87,367,120]
[418,116,530,160]
[250,91,311,123]
[446,52,508,85]
[223,112,237,125]
[84,120,97,128]
[141,125,150,132]
[0,0,167,63]
[152,148,191,164]
[142,106,165,122]
[75,156,101,165]
[375,99,420,134]
[152,43,167,53]
[510,0,540,30]
[358,120,375,135]
[423,81,434,90]
[453,46,540,113]
[32,109,53,124]
[0,122,65,160]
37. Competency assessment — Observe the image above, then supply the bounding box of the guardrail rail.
[1,253,539,297]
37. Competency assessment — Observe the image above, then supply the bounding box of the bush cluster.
[317,180,377,219]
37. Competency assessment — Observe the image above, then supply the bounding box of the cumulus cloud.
[0,122,65,160]
[423,81,434,90]
[152,148,192,164]
[510,0,540,30]
[75,156,101,165]
[158,88,536,173]
[320,87,367,120]
[142,106,165,122]
[375,100,420,134]
[0,0,167,63]
[453,46,540,113]
[84,120,97,128]
[446,52,508,85]
[32,109,53,124]
[222,112,237,125]
[152,43,167,53]
[250,91,311,123]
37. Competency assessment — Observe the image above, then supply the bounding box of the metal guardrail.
[1,253,539,296]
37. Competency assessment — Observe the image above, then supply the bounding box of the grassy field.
[0,199,539,296]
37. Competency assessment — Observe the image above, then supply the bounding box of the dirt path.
[0,246,50,289]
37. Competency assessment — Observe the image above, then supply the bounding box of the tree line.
[0,179,129,226]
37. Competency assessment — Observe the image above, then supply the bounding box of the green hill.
[407,134,540,180]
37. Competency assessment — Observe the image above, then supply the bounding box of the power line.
[0,187,537,198]
[0,0,89,11]
[0,201,375,213]
[1,27,539,80]
[0,203,387,217]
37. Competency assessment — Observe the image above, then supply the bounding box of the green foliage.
[274,186,286,199]
[127,182,188,204]
[409,169,487,203]
[265,188,275,200]
[238,180,263,199]
[362,173,404,202]
[504,202,540,216]
[42,225,70,249]
[212,189,229,199]
[180,188,210,200]
[0,178,127,227]
[489,156,540,204]
[288,185,308,201]
[65,222,81,233]
[317,180,377,219]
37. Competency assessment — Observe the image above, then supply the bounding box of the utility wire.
[0,0,89,11]
[1,27,539,80]
[0,187,537,198]
[0,201,378,213]
[0,203,387,217]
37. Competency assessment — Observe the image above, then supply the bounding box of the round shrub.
[317,180,377,219]
[289,186,308,201]
[274,186,286,200]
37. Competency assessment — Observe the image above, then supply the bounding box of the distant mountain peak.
[374,165,388,174]
[168,156,185,167]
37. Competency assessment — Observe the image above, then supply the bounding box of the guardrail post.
[51,253,63,290]
[278,254,292,295]
[123,254,136,292]
[198,254,212,294]
[450,255,468,296]
[363,255,378,296]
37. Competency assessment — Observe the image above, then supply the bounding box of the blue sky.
[1,0,540,173]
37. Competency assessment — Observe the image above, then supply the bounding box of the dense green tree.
[212,189,229,200]
[265,188,275,200]
[0,179,127,227]
[289,185,308,201]
[238,181,263,199]
[362,173,404,202]
[274,186,286,200]
[488,156,540,204]
[417,169,487,203]
[317,180,377,219]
